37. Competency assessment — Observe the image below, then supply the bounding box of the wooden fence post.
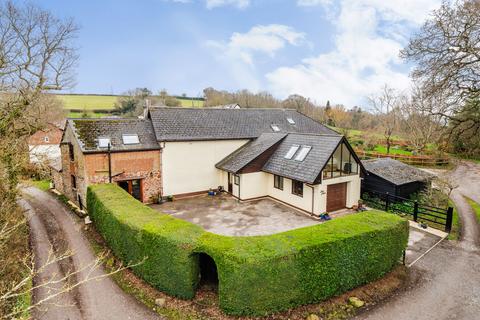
[413,201,418,222]
[445,207,453,233]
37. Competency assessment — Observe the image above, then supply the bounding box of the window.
[122,134,139,145]
[292,180,303,197]
[270,124,280,132]
[118,179,143,201]
[234,174,240,185]
[98,137,110,148]
[287,117,295,124]
[274,175,283,190]
[71,175,76,189]
[68,143,75,161]
[44,136,49,143]
[284,144,300,159]
[294,145,312,161]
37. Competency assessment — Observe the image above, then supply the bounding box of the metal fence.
[361,191,453,232]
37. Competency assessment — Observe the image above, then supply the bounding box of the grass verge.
[27,179,51,191]
[448,199,461,240]
[465,197,480,224]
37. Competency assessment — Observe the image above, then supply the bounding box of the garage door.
[327,183,347,212]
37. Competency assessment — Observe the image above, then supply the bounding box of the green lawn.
[373,145,413,156]
[29,179,51,191]
[465,197,480,224]
[56,94,204,111]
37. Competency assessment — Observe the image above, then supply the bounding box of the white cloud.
[205,0,250,9]
[206,24,305,91]
[297,0,332,6]
[267,0,441,106]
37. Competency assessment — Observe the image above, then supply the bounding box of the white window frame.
[271,124,280,132]
[122,134,140,145]
[287,117,295,124]
[284,144,300,159]
[295,145,312,161]
[44,136,49,143]
[98,137,111,148]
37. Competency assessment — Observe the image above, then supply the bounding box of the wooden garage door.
[327,183,347,212]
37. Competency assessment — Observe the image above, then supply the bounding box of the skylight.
[287,117,295,124]
[284,144,300,159]
[295,146,312,161]
[122,134,140,145]
[98,137,110,148]
[271,124,280,132]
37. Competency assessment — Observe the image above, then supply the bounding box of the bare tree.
[0,2,78,317]
[399,87,445,153]
[401,0,480,125]
[368,85,400,154]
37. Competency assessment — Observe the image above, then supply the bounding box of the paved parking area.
[405,222,447,266]
[150,194,320,236]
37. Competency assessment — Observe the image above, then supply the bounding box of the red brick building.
[59,118,162,208]
[28,122,65,164]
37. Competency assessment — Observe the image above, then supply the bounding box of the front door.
[326,183,347,212]
[118,179,143,201]
[227,173,233,193]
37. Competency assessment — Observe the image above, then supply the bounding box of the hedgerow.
[87,184,408,316]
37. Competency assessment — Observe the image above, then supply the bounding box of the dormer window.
[287,118,295,125]
[122,134,139,145]
[294,145,312,161]
[271,124,280,132]
[98,137,110,148]
[284,144,300,159]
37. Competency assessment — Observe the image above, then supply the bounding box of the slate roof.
[262,133,344,184]
[68,118,160,153]
[148,107,338,141]
[216,133,287,173]
[362,158,434,185]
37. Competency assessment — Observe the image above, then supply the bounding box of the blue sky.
[34,0,441,107]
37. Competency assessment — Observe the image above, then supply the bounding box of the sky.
[34,0,441,107]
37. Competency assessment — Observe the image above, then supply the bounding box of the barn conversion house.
[58,107,365,215]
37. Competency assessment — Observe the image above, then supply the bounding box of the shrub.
[87,184,204,298]
[87,184,409,316]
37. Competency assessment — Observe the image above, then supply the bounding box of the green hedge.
[87,184,408,316]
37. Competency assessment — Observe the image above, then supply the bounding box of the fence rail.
[355,150,450,166]
[361,191,453,232]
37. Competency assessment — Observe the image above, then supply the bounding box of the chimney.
[142,99,150,119]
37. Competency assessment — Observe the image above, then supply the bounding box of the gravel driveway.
[356,161,480,320]
[22,187,161,320]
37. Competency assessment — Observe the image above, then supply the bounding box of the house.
[59,118,162,208]
[361,158,434,198]
[58,107,365,215]
[28,121,65,165]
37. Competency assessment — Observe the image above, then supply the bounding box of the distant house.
[361,158,434,198]
[28,121,65,165]
[58,107,365,214]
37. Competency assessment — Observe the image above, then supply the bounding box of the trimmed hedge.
[87,184,408,316]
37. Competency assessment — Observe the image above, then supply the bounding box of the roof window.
[284,144,300,159]
[287,117,295,124]
[98,137,111,148]
[122,134,140,145]
[271,124,280,132]
[295,146,312,161]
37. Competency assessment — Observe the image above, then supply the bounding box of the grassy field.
[373,145,413,156]
[56,94,204,111]
[68,111,111,118]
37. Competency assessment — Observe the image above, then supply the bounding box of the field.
[56,94,205,111]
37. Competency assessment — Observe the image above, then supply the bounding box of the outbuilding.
[361,158,434,198]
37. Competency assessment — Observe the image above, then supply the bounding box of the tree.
[401,0,480,139]
[114,88,154,116]
[368,85,400,154]
[399,87,444,153]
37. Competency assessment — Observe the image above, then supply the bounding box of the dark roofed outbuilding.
[361,158,434,198]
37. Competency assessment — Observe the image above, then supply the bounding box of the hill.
[55,93,205,111]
